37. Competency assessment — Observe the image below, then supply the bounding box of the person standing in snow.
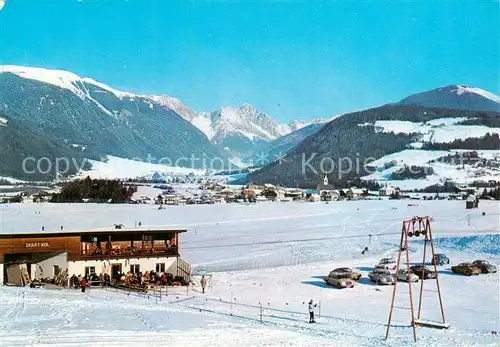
[200,275,207,294]
[80,278,89,293]
[308,299,317,323]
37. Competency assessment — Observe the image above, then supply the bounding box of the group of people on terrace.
[69,269,188,291]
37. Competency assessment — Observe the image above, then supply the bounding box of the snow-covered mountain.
[188,104,337,157]
[172,103,335,157]
[147,90,336,157]
[151,94,198,123]
[398,84,500,112]
[196,104,283,156]
[247,85,500,188]
[0,65,227,180]
[282,118,333,133]
[0,65,333,178]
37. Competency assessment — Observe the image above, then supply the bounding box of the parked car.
[472,260,497,274]
[432,254,450,266]
[451,263,481,276]
[375,258,397,271]
[397,269,419,282]
[329,268,362,281]
[410,265,437,280]
[323,272,355,289]
[368,268,395,285]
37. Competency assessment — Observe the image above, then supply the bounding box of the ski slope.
[362,149,500,190]
[0,200,498,346]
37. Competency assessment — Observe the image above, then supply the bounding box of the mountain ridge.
[397,84,500,113]
[0,65,332,158]
[245,104,500,187]
[0,68,228,180]
[2,65,499,185]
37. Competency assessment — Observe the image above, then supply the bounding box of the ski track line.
[0,287,26,332]
[0,287,21,317]
[180,301,491,347]
[178,301,391,346]
[102,290,155,332]
[195,296,384,328]
[33,304,76,344]
[187,294,496,343]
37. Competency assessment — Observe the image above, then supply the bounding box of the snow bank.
[431,234,500,256]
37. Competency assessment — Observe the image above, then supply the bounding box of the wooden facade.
[0,229,186,264]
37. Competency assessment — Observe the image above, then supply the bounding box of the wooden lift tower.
[385,216,450,342]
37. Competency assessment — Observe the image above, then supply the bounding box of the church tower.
[323,174,328,186]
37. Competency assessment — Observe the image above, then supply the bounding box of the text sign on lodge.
[25,242,49,248]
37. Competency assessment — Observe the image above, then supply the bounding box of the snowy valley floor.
[0,200,498,346]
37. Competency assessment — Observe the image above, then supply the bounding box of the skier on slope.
[200,275,207,294]
[308,299,317,323]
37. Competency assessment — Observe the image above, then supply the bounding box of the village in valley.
[0,176,498,346]
[2,168,499,208]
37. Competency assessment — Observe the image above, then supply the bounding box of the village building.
[212,195,227,204]
[340,188,368,200]
[218,188,237,199]
[316,175,336,196]
[254,195,269,203]
[263,188,283,201]
[157,194,180,205]
[379,186,397,197]
[0,227,190,286]
[465,195,479,209]
[241,188,258,198]
[284,188,303,200]
[307,194,321,202]
[454,186,476,195]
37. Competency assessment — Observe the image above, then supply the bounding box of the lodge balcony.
[80,245,179,260]
[79,231,180,260]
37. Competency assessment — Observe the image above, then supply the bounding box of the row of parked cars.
[451,260,497,276]
[367,259,439,285]
[323,254,497,289]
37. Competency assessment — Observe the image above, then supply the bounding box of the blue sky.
[0,0,498,122]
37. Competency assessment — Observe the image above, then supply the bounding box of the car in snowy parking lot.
[451,263,482,276]
[396,269,419,282]
[472,260,497,274]
[323,272,355,289]
[432,253,450,266]
[368,268,395,285]
[410,265,437,279]
[329,268,362,281]
[375,258,397,271]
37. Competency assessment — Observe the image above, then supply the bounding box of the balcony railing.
[80,246,179,260]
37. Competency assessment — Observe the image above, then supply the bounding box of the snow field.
[362,148,500,189]
[373,120,499,143]
[79,156,203,180]
[0,200,498,346]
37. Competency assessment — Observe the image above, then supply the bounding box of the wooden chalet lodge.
[0,226,191,286]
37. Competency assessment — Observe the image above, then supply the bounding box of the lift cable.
[182,228,498,250]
